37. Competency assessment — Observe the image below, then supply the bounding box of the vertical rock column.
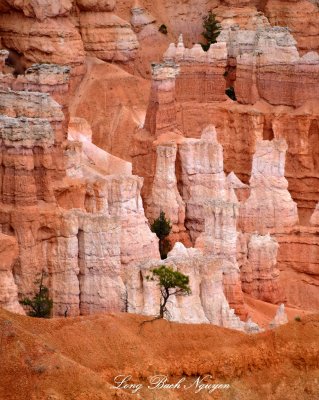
[177,125,246,318]
[144,61,181,137]
[239,139,299,233]
[146,143,187,243]
[178,125,237,243]
[0,233,25,314]
[240,233,284,303]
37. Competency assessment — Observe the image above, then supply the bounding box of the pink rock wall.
[238,139,299,233]
[0,233,24,314]
[240,233,284,303]
[232,27,319,107]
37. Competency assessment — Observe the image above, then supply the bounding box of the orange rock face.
[0,233,24,314]
[239,233,284,303]
[264,0,319,54]
[70,58,150,161]
[1,0,319,333]
[0,57,159,317]
[238,139,299,233]
[0,13,85,67]
[131,14,319,323]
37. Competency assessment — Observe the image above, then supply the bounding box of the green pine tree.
[151,211,172,259]
[20,271,53,318]
[200,11,221,51]
[147,265,191,319]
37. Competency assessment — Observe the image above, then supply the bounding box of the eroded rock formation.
[129,242,255,332]
[240,233,283,303]
[239,139,299,233]
[1,0,318,333]
[0,233,24,314]
[0,57,159,317]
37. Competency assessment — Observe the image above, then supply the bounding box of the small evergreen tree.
[147,265,191,319]
[159,24,168,35]
[200,11,221,51]
[225,86,237,101]
[151,211,172,259]
[20,271,53,318]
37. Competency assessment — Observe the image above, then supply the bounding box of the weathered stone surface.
[227,171,250,201]
[68,117,132,177]
[179,125,238,242]
[128,242,257,332]
[76,0,115,11]
[130,0,156,33]
[0,13,85,67]
[239,139,299,233]
[174,101,319,223]
[275,226,319,312]
[0,233,24,314]
[265,0,319,54]
[0,89,65,206]
[5,0,74,20]
[146,143,186,240]
[310,203,319,226]
[269,303,288,328]
[70,58,150,162]
[0,61,160,318]
[231,26,319,107]
[163,35,228,103]
[79,12,139,62]
[144,61,181,138]
[240,233,284,303]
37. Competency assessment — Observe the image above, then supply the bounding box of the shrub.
[20,271,53,318]
[295,315,301,322]
[147,265,191,319]
[159,24,168,35]
[200,11,221,51]
[151,211,172,259]
[225,86,237,101]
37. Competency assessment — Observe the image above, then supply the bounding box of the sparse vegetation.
[226,86,237,101]
[20,271,53,318]
[200,11,221,51]
[159,24,168,35]
[147,265,191,319]
[151,211,172,259]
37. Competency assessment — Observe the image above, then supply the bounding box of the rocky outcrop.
[228,26,319,107]
[134,31,319,222]
[179,126,238,242]
[0,13,85,67]
[0,0,138,74]
[195,200,247,319]
[0,233,24,314]
[144,61,181,138]
[275,226,319,312]
[240,233,284,303]
[264,0,319,54]
[76,0,116,11]
[130,0,156,34]
[0,61,159,317]
[70,58,150,162]
[146,143,186,242]
[239,139,299,233]
[78,12,139,62]
[68,117,132,177]
[4,0,74,20]
[310,203,319,226]
[269,303,288,328]
[163,35,228,103]
[227,171,250,201]
[129,242,257,332]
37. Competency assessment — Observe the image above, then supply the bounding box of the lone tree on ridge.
[147,265,191,319]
